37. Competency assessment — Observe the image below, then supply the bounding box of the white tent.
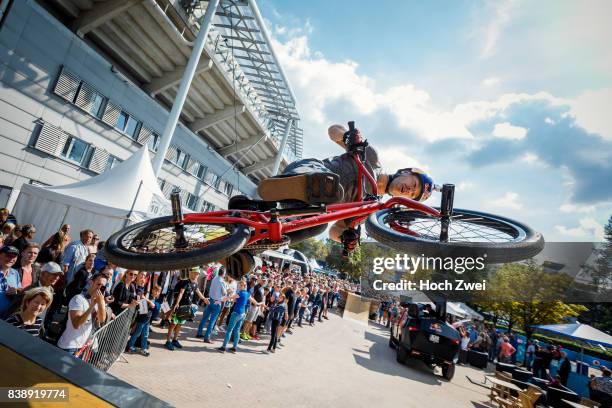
[13,147,169,241]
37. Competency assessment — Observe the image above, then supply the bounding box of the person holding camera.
[165,268,209,351]
[57,273,107,356]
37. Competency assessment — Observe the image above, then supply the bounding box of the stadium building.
[0,0,302,212]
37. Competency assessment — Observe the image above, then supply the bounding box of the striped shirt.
[5,313,43,337]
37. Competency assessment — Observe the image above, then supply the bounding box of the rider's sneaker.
[257,172,344,205]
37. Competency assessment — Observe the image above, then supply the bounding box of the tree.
[290,237,328,260]
[472,261,587,340]
[325,239,363,279]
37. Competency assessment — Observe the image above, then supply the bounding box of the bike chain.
[243,235,291,251]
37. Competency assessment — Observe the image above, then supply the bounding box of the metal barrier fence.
[76,307,136,371]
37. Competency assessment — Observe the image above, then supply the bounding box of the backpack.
[270,304,285,321]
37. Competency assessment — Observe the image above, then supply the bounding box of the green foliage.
[472,261,587,338]
[290,238,327,260]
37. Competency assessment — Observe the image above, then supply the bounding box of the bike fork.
[439,184,455,242]
[170,190,188,249]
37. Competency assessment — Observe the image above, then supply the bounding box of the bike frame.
[180,152,441,246]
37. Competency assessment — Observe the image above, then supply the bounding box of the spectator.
[166,268,208,350]
[267,294,287,353]
[218,279,263,353]
[1,222,15,241]
[309,286,322,326]
[127,282,159,357]
[217,275,236,330]
[63,229,93,284]
[87,234,100,256]
[498,336,516,363]
[4,224,21,246]
[17,243,40,288]
[283,280,295,334]
[110,270,138,316]
[525,341,536,370]
[4,286,53,337]
[38,231,66,264]
[42,224,71,248]
[589,367,612,408]
[296,288,307,327]
[13,224,36,254]
[197,266,227,342]
[64,254,96,304]
[558,351,571,386]
[0,208,17,230]
[5,260,61,318]
[459,326,470,364]
[57,273,107,355]
[0,246,22,318]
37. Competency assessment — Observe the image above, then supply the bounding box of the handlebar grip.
[348,121,355,131]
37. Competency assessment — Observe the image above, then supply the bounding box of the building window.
[148,133,160,152]
[90,93,106,118]
[224,183,234,196]
[174,149,189,170]
[186,193,199,211]
[190,162,207,180]
[205,171,219,187]
[115,111,141,139]
[60,136,90,165]
[106,155,119,171]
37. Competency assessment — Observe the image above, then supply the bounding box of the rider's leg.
[257,159,344,205]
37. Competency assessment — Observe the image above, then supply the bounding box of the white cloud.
[477,0,518,59]
[482,77,501,86]
[555,218,605,240]
[457,181,475,191]
[559,203,597,214]
[491,192,523,209]
[520,152,538,164]
[569,88,612,140]
[376,148,427,174]
[544,117,555,125]
[492,122,528,140]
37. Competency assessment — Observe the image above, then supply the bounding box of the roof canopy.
[534,323,612,349]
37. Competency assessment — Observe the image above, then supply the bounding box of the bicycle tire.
[287,224,328,245]
[105,216,251,271]
[365,208,544,263]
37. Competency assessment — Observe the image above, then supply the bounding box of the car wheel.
[442,363,455,381]
[389,334,396,349]
[396,341,408,364]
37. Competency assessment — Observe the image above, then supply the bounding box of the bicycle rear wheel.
[105,216,251,271]
[365,208,543,263]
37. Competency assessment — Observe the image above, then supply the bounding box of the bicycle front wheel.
[105,216,251,271]
[365,208,543,263]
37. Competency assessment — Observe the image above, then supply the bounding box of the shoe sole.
[257,173,343,204]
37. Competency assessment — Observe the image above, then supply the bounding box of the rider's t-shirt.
[323,145,381,201]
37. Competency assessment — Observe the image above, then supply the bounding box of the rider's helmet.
[394,168,434,201]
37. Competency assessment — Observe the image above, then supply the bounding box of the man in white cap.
[5,261,63,320]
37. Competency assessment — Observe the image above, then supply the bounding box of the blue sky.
[259,0,612,242]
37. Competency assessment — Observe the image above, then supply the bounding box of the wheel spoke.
[387,210,521,244]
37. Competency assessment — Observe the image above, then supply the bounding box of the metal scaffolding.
[184,0,303,163]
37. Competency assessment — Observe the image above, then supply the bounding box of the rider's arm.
[328,124,348,150]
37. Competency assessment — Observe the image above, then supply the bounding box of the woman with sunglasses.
[110,269,138,316]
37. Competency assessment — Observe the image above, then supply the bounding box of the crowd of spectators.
[1,207,358,362]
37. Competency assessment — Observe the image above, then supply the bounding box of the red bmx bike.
[105,124,544,272]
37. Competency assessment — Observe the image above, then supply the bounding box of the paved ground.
[110,311,495,408]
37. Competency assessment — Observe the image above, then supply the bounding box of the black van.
[389,301,460,380]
